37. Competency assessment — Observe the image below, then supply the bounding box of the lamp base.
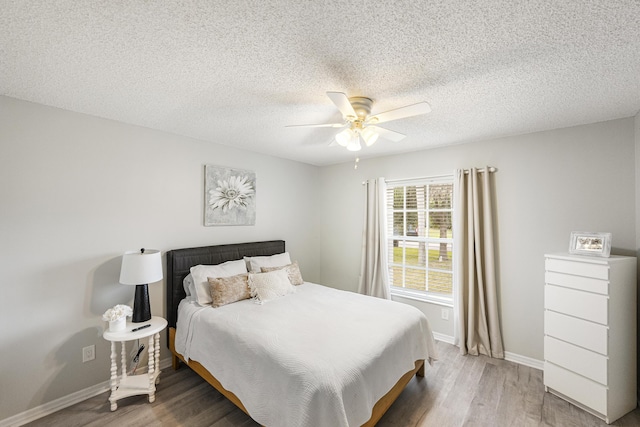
[132,284,151,323]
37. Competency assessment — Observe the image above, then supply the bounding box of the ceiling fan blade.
[285,123,345,128]
[369,126,406,142]
[326,92,358,120]
[368,102,431,124]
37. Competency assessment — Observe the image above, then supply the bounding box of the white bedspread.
[175,282,437,427]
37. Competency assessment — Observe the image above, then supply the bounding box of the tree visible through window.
[386,179,454,302]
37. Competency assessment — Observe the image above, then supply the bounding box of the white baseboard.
[432,332,455,344]
[432,332,543,371]
[0,381,110,427]
[504,351,544,370]
[0,357,173,427]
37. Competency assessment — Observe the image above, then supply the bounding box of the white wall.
[635,110,640,397]
[636,111,640,253]
[0,96,320,420]
[319,118,637,360]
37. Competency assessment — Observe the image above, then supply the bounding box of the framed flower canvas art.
[204,165,256,226]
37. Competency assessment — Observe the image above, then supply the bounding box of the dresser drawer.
[545,271,608,295]
[546,258,609,280]
[544,336,607,384]
[544,362,607,415]
[544,310,607,355]
[544,285,608,324]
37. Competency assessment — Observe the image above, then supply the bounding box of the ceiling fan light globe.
[347,137,361,152]
[335,128,354,147]
[361,127,379,147]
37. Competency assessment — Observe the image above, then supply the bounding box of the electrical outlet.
[441,308,449,321]
[82,345,95,363]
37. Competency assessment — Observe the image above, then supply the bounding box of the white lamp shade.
[335,128,355,147]
[346,136,362,151]
[119,249,163,285]
[361,127,379,147]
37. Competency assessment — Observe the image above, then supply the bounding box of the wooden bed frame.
[165,240,424,426]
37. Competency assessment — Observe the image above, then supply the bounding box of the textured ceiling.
[2,1,640,166]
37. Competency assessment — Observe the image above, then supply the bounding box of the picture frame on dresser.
[568,231,611,257]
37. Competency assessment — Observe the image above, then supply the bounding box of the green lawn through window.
[391,246,452,294]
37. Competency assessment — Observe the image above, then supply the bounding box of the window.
[386,177,454,305]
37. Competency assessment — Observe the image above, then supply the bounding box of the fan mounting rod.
[348,97,373,120]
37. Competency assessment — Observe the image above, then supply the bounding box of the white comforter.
[175,282,437,427]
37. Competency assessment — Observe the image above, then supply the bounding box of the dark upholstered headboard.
[165,240,285,341]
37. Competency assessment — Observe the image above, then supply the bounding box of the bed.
[166,240,437,426]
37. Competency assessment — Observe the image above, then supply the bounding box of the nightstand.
[103,316,168,411]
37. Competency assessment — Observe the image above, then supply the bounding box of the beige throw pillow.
[261,261,304,285]
[191,259,248,306]
[208,273,251,308]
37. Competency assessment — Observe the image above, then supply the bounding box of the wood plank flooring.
[24,341,640,426]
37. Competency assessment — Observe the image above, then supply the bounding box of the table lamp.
[119,248,163,323]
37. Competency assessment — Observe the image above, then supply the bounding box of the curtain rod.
[385,173,453,184]
[362,167,497,185]
[463,166,497,174]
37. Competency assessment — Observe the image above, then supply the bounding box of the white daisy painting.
[204,165,256,226]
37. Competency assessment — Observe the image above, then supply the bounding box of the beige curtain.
[358,178,391,299]
[453,168,504,358]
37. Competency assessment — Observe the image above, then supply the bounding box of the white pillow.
[244,252,292,273]
[248,269,296,304]
[183,274,195,297]
[190,259,248,306]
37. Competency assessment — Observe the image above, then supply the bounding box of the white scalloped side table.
[102,316,167,411]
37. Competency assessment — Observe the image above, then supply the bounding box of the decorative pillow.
[248,269,296,304]
[208,273,250,308]
[190,259,248,306]
[244,252,292,273]
[261,261,304,285]
[183,273,195,297]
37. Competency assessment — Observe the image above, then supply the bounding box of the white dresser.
[544,253,637,424]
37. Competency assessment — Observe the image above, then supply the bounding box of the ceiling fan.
[287,92,431,152]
